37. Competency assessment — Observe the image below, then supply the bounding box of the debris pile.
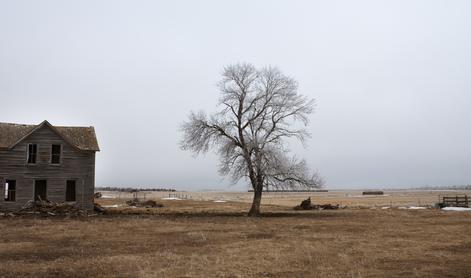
[1,200,104,217]
[294,197,340,210]
[94,203,106,213]
[318,203,340,210]
[17,200,87,216]
[300,197,314,210]
[94,192,103,199]
[126,199,163,208]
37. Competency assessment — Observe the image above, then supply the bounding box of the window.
[51,144,61,164]
[66,180,76,202]
[27,144,37,164]
[4,180,16,202]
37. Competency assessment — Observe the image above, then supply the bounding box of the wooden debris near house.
[94,192,103,199]
[0,200,105,217]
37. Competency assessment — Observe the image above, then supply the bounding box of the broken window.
[51,144,61,164]
[4,180,16,202]
[27,144,37,164]
[66,180,76,202]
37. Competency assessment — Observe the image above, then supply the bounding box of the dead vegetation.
[0,200,470,277]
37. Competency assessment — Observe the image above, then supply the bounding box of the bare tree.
[181,63,324,216]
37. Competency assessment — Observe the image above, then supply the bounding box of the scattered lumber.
[94,203,106,213]
[0,200,104,217]
[94,192,103,199]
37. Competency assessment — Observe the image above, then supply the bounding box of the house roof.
[0,120,100,151]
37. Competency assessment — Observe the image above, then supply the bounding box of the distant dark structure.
[438,195,469,208]
[0,120,99,211]
[362,191,384,195]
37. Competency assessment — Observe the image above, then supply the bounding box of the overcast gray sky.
[1,0,470,190]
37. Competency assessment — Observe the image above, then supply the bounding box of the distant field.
[98,189,471,208]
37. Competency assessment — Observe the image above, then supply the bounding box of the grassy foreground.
[0,200,470,277]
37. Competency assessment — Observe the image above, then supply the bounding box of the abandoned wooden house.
[0,120,99,211]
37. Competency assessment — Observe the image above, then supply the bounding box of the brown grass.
[1,198,471,278]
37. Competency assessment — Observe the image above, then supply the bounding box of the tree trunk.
[248,186,262,216]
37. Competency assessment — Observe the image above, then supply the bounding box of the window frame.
[50,144,62,165]
[26,143,38,164]
[4,180,16,202]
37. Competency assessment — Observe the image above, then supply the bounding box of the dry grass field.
[1,191,471,278]
[102,189,471,208]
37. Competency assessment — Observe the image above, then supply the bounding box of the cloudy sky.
[1,0,470,190]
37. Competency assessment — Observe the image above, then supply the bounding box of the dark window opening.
[4,180,16,202]
[27,144,37,164]
[34,180,47,201]
[66,180,76,202]
[51,144,61,164]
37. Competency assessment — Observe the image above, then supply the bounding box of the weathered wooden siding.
[0,125,96,211]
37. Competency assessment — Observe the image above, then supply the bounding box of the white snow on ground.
[213,200,227,203]
[162,197,182,200]
[442,207,471,211]
[381,207,390,209]
[408,206,427,210]
[101,195,115,199]
[102,204,120,208]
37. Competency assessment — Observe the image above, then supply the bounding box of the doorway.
[34,180,47,201]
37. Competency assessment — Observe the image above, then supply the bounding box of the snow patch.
[162,197,182,200]
[102,204,119,208]
[213,200,227,203]
[408,206,427,210]
[101,195,115,199]
[442,207,471,211]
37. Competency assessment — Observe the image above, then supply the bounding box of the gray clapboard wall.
[0,125,96,211]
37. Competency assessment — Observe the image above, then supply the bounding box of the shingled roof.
[0,120,100,151]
